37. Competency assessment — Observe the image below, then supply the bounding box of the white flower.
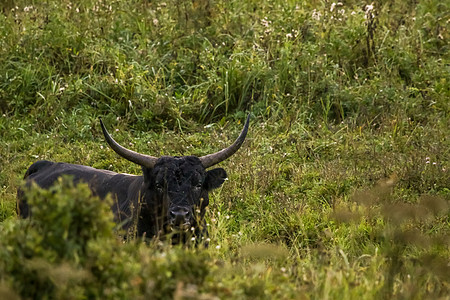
[330,2,336,12]
[261,18,271,27]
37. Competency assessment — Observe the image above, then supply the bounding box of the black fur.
[18,156,227,243]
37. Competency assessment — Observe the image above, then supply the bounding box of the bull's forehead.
[153,156,205,182]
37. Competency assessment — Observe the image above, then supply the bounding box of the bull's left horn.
[199,114,250,168]
[99,118,158,169]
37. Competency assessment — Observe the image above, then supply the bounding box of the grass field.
[0,0,449,299]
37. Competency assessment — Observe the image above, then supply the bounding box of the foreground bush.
[0,179,130,298]
[0,179,213,299]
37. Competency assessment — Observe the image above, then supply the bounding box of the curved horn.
[200,114,250,168]
[99,118,158,169]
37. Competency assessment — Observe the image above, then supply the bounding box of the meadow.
[0,0,448,298]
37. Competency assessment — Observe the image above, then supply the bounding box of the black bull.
[17,115,250,244]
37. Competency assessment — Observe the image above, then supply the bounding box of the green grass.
[0,0,449,298]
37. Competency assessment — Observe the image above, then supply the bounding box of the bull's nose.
[169,208,190,226]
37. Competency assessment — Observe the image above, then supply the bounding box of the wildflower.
[312,9,321,20]
[153,18,159,26]
[261,18,271,27]
[330,2,336,12]
[286,33,293,38]
[365,3,375,19]
[215,245,221,249]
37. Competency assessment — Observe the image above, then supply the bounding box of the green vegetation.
[0,0,448,298]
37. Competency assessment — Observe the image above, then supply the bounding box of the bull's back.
[23,160,55,179]
[17,160,136,218]
[17,160,56,217]
[24,160,113,189]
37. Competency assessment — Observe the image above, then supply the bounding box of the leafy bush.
[0,179,122,298]
[0,179,219,299]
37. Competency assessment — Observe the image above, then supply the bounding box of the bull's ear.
[204,168,227,191]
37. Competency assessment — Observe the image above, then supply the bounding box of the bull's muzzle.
[169,207,191,230]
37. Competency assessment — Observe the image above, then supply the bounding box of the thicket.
[0,0,448,299]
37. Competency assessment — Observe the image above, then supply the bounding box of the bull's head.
[99,115,250,243]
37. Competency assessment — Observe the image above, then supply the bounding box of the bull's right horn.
[99,118,158,169]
